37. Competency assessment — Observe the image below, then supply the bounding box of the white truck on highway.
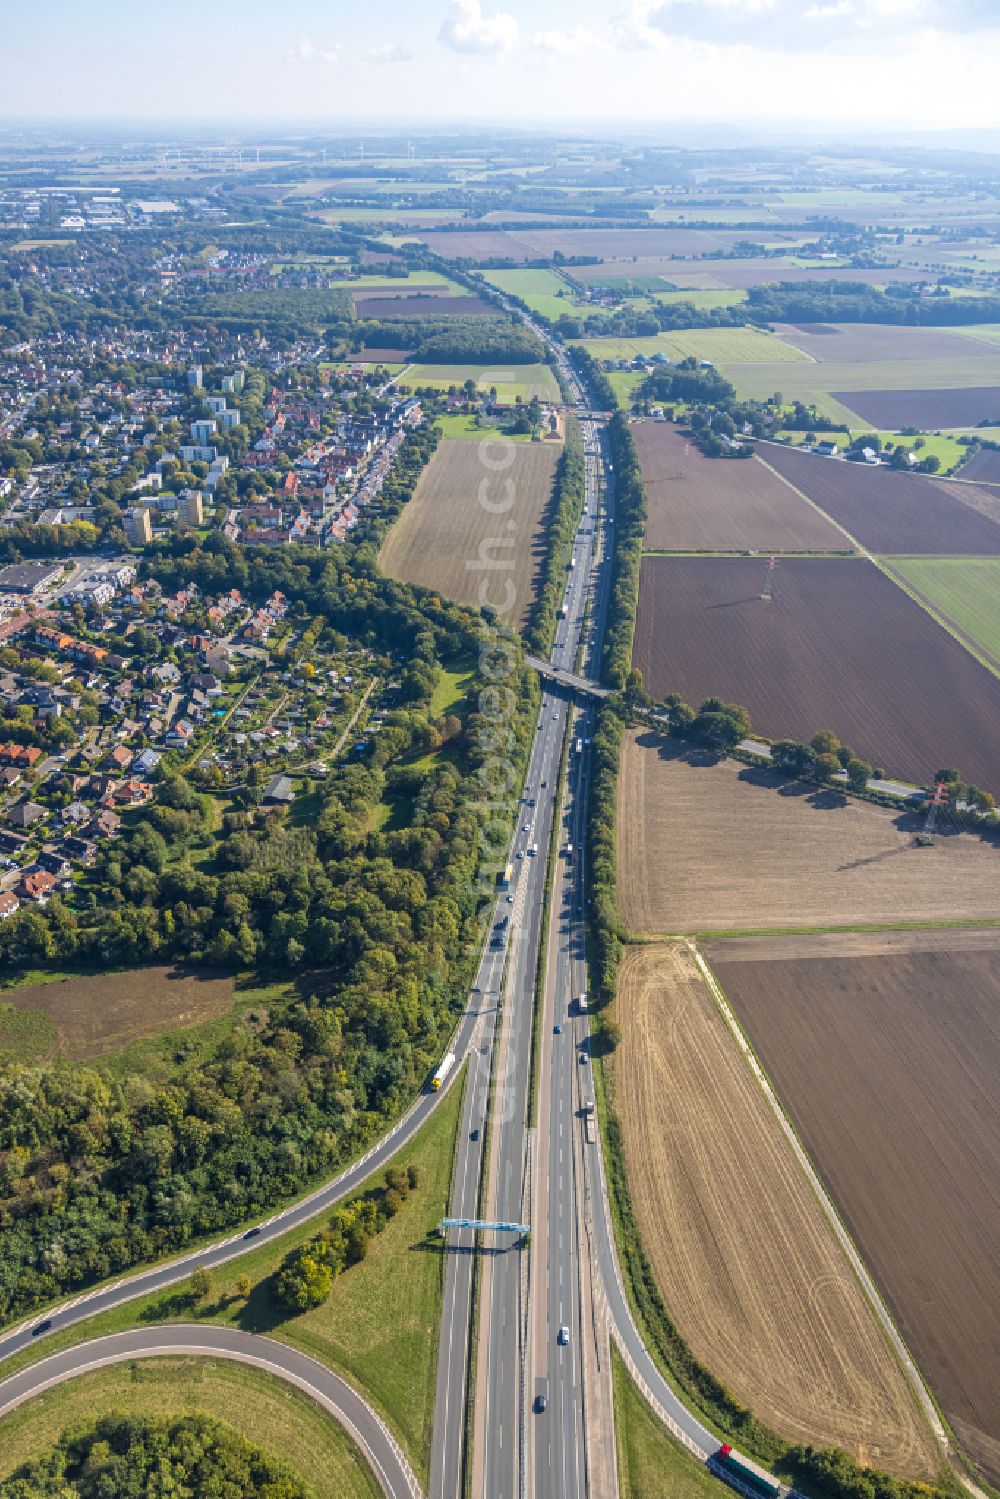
[431,1052,456,1091]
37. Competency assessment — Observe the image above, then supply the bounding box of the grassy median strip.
[527,721,571,1128]
[0,1079,464,1489]
[0,1357,380,1498]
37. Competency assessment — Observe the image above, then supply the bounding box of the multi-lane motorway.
[0,322,776,1499]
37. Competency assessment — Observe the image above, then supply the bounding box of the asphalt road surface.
[0,1325,419,1499]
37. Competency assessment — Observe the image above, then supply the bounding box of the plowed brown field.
[758,442,1000,553]
[614,943,936,1475]
[833,387,1000,431]
[633,556,1000,791]
[378,436,559,627]
[633,424,847,552]
[708,928,1000,1487]
[617,731,1000,933]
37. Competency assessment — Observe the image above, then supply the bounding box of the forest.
[0,535,538,1323]
[0,1412,309,1498]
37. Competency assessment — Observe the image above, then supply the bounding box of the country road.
[0,1326,420,1499]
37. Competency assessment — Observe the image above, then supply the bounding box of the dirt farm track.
[614,944,937,1476]
[617,731,1000,934]
[708,928,1000,1487]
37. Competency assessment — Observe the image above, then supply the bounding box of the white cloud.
[284,37,342,65]
[438,0,520,55]
[527,25,602,58]
[613,0,1000,52]
[364,43,413,64]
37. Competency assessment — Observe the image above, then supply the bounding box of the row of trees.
[746,280,1000,327]
[523,415,586,654]
[599,410,647,691]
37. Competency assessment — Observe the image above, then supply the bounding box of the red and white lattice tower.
[760,552,778,602]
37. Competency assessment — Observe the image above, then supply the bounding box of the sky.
[5,0,1000,130]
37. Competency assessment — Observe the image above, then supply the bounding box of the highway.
[0,1326,420,1499]
[0,313,825,1499]
[455,327,610,1499]
[0,968,488,1368]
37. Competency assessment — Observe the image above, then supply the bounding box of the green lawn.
[0,1072,464,1488]
[431,658,476,717]
[0,1359,379,1499]
[433,412,535,442]
[480,267,582,322]
[0,1003,58,1064]
[887,557,1000,668]
[577,328,807,364]
[400,362,560,402]
[775,430,967,472]
[613,1350,721,1499]
[607,371,648,409]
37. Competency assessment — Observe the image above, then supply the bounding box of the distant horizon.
[5,119,1000,154]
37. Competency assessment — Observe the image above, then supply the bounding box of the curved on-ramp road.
[0,1325,421,1499]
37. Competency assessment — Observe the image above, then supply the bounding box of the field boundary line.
[753,451,867,554]
[876,560,1000,682]
[628,916,1000,943]
[686,941,953,1467]
[758,444,1000,685]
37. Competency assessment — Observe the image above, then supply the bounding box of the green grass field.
[578,328,806,364]
[400,362,560,402]
[0,1359,379,1498]
[730,353,1000,426]
[328,270,468,294]
[430,658,476,717]
[613,1351,722,1499]
[0,1071,464,1486]
[887,557,1000,668]
[650,289,746,309]
[775,430,968,471]
[480,267,581,321]
[607,371,648,408]
[433,412,535,442]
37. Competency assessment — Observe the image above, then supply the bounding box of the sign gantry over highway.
[439,1218,529,1235]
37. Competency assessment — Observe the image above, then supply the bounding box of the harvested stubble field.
[354,295,494,319]
[633,424,847,552]
[708,928,1000,1487]
[772,322,999,364]
[399,362,559,403]
[614,943,937,1476]
[377,436,560,627]
[633,557,1000,790]
[832,387,1000,430]
[617,731,1000,933]
[580,327,805,364]
[694,261,925,290]
[422,228,761,263]
[758,442,1000,553]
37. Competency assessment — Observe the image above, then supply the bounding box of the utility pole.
[760,552,777,602]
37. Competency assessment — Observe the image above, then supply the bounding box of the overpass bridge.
[524,654,609,700]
